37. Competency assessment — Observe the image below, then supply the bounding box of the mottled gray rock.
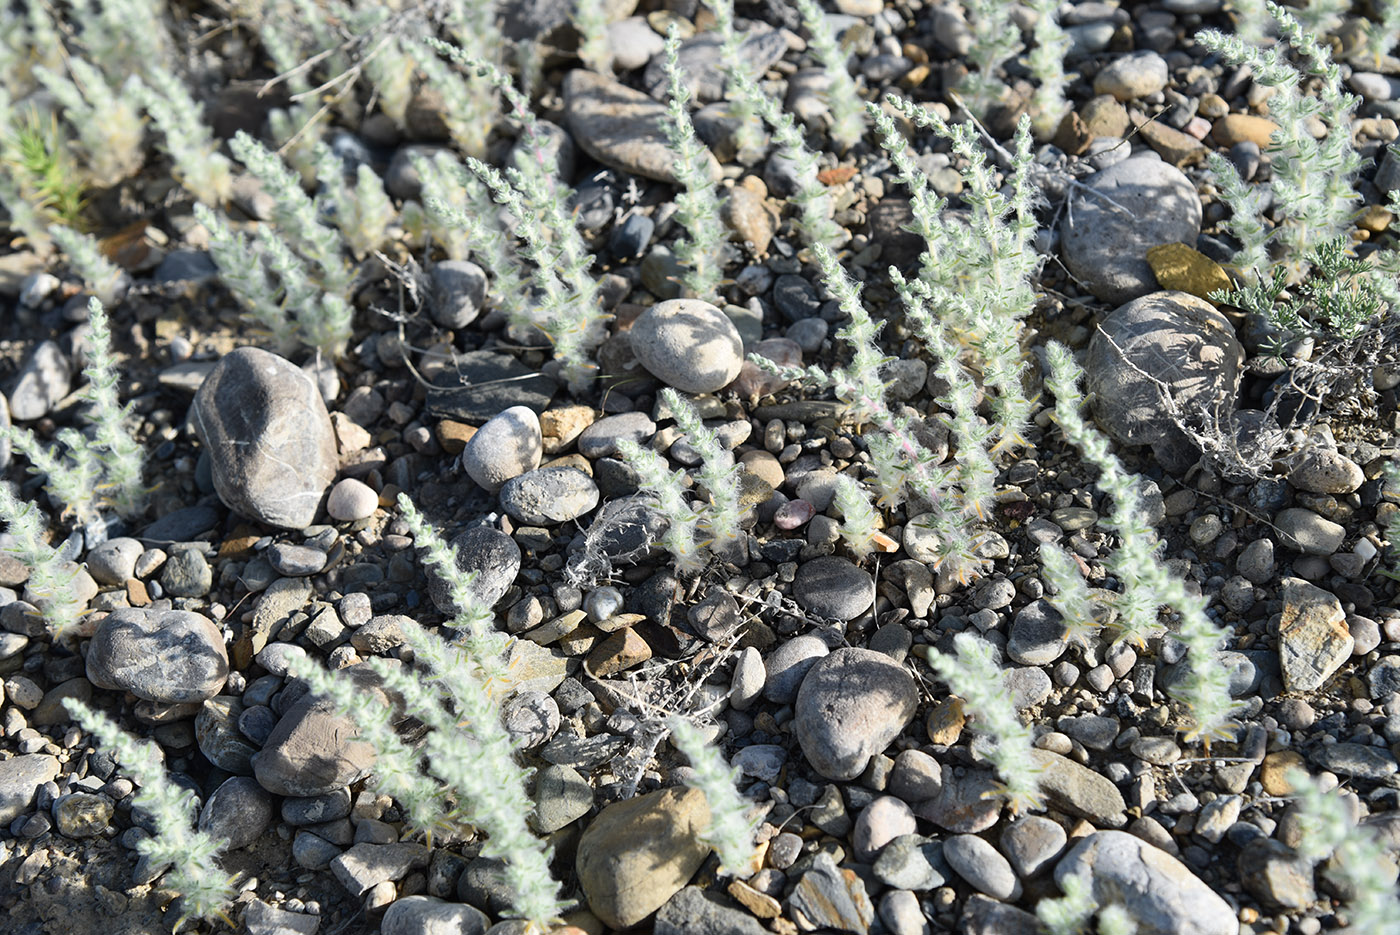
[914,770,1002,833]
[793,556,875,621]
[1094,51,1169,100]
[944,834,1021,900]
[330,842,431,896]
[86,537,143,585]
[959,895,1041,935]
[196,696,259,774]
[461,406,542,493]
[1000,815,1067,879]
[243,899,321,935]
[499,467,600,525]
[198,776,275,850]
[630,299,744,393]
[9,339,70,421]
[854,796,917,862]
[795,648,918,780]
[1288,448,1364,494]
[252,694,377,797]
[429,260,487,329]
[578,411,656,459]
[641,30,787,104]
[1055,831,1239,935]
[86,608,229,704]
[0,754,59,824]
[1007,599,1069,665]
[654,886,769,935]
[530,763,592,834]
[192,347,338,528]
[1278,578,1352,692]
[1085,291,1243,470]
[500,689,559,751]
[888,749,942,802]
[763,634,829,704]
[1310,742,1399,780]
[382,895,489,935]
[1238,837,1315,911]
[1274,508,1346,555]
[788,851,874,935]
[873,835,948,890]
[161,546,213,597]
[1031,749,1127,827]
[565,70,720,185]
[1062,160,1202,305]
[733,744,786,784]
[426,525,522,612]
[52,791,112,837]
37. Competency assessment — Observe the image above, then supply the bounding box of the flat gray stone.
[655,886,769,935]
[944,833,1021,900]
[565,70,720,185]
[1031,749,1127,827]
[795,648,918,781]
[86,608,229,704]
[192,347,338,529]
[198,776,275,850]
[499,467,600,525]
[788,851,875,935]
[330,841,431,896]
[0,754,59,824]
[794,556,875,621]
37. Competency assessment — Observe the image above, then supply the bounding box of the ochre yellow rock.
[1212,113,1279,148]
[1147,242,1233,301]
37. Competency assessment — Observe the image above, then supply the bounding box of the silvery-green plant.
[49,225,125,305]
[617,435,705,575]
[707,0,767,164]
[411,38,496,159]
[1038,542,1099,646]
[1046,342,1243,748]
[135,66,234,206]
[958,0,1020,119]
[921,631,1042,813]
[71,0,173,83]
[34,58,144,188]
[792,0,865,153]
[409,148,474,262]
[662,388,746,547]
[315,144,395,259]
[0,481,82,637]
[1025,0,1070,137]
[666,715,760,876]
[659,26,728,304]
[1036,869,1138,935]
[831,473,880,560]
[63,698,235,927]
[573,0,612,76]
[4,298,146,530]
[1285,767,1400,935]
[1350,0,1400,70]
[1197,2,1363,278]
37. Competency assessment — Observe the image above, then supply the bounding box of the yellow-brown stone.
[434,419,475,454]
[1137,120,1205,167]
[1260,750,1306,795]
[540,405,597,454]
[1147,242,1233,301]
[926,696,965,745]
[727,879,782,919]
[1357,204,1394,235]
[585,627,652,677]
[1212,114,1279,148]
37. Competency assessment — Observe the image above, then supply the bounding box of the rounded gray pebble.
[943,833,1021,900]
[630,299,744,393]
[461,406,542,493]
[793,556,875,621]
[499,467,600,525]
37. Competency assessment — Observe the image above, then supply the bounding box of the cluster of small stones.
[1,0,1400,934]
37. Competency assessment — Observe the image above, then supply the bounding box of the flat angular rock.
[0,754,60,824]
[252,695,377,797]
[86,608,229,704]
[795,648,918,781]
[655,886,769,935]
[788,851,875,934]
[330,841,431,896]
[192,347,338,529]
[565,70,720,185]
[576,785,712,929]
[1055,831,1238,935]
[423,351,556,424]
[1278,578,1352,691]
[1031,749,1127,827]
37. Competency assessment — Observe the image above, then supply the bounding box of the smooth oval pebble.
[327,478,378,522]
[630,299,744,393]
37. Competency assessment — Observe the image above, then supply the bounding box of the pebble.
[763,635,829,704]
[330,842,431,897]
[608,17,664,72]
[461,406,543,493]
[1278,578,1353,692]
[1238,837,1315,911]
[1055,831,1237,935]
[530,763,592,834]
[795,647,918,780]
[9,340,70,421]
[52,791,112,838]
[253,691,378,797]
[793,556,875,620]
[854,796,917,862]
[578,412,656,459]
[501,690,560,751]
[1085,291,1243,471]
[428,260,487,329]
[192,347,339,529]
[565,70,719,185]
[873,834,949,890]
[381,895,489,935]
[86,537,144,585]
[1288,448,1364,495]
[1273,508,1345,555]
[1061,159,1202,305]
[575,786,713,929]
[268,543,326,576]
[1031,750,1127,827]
[878,889,930,935]
[326,478,378,522]
[943,834,1021,900]
[889,750,942,802]
[426,525,522,613]
[1309,742,1399,780]
[1093,51,1169,101]
[86,608,229,703]
[629,299,745,393]
[499,467,600,525]
[244,900,320,935]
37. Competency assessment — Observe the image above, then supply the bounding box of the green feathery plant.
[792,0,866,153]
[135,66,234,206]
[1025,0,1070,138]
[957,0,1020,119]
[1036,868,1138,935]
[708,0,767,164]
[659,25,728,303]
[0,481,82,637]
[573,0,612,76]
[1197,2,1363,279]
[34,58,144,189]
[1046,342,1243,749]
[2,105,87,230]
[921,631,1043,813]
[63,698,236,929]
[666,715,761,876]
